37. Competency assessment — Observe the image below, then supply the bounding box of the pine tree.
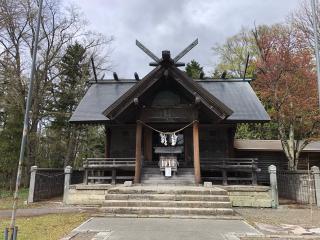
[50,42,90,167]
[185,60,204,79]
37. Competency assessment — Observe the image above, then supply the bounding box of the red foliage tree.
[253,24,320,170]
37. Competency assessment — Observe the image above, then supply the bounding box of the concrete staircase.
[141,167,195,185]
[102,185,235,218]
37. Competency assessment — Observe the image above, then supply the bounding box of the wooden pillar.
[134,121,143,183]
[105,126,111,158]
[144,128,153,161]
[227,126,236,157]
[193,121,201,185]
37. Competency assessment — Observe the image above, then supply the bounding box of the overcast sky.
[69,0,301,78]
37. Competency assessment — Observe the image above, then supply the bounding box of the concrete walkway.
[63,217,261,240]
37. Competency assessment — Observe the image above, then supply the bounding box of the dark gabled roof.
[69,81,134,123]
[103,66,233,121]
[69,78,270,123]
[198,81,270,122]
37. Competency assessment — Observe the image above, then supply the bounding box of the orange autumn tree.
[253,24,320,170]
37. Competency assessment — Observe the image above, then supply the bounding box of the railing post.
[83,159,88,185]
[268,165,278,208]
[112,169,116,185]
[252,159,258,186]
[311,166,320,207]
[27,166,38,203]
[63,166,72,204]
[222,158,227,186]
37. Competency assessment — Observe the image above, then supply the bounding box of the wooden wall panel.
[110,126,136,158]
[144,128,153,161]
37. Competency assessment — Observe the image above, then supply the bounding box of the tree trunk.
[280,122,297,171]
[65,127,78,167]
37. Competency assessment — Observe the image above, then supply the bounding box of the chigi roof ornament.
[136,39,198,67]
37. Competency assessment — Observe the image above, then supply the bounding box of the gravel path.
[236,206,320,228]
[0,204,97,219]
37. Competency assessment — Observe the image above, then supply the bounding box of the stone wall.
[65,184,111,205]
[66,184,273,208]
[221,185,273,208]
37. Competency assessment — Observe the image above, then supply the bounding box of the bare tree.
[0,0,112,183]
[291,0,320,49]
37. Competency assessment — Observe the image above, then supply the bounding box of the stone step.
[105,193,230,202]
[141,181,195,185]
[142,167,195,185]
[142,178,194,182]
[142,171,194,176]
[107,187,228,196]
[142,175,195,178]
[143,168,194,171]
[103,200,231,208]
[98,214,242,220]
[101,207,234,216]
[142,176,194,180]
[142,172,195,176]
[143,172,194,175]
[142,178,195,181]
[141,178,195,182]
[142,171,195,174]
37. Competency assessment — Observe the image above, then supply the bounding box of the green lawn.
[0,188,29,210]
[0,189,88,239]
[0,213,89,240]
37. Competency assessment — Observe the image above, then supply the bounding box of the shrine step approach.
[141,167,195,185]
[101,185,236,218]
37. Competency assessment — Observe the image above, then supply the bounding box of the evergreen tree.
[0,58,24,189]
[185,60,204,79]
[49,42,90,167]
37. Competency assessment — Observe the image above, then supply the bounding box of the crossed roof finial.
[136,39,198,67]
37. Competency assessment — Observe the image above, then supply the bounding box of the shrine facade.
[70,43,270,185]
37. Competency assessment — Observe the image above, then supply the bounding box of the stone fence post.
[311,166,320,207]
[27,166,38,203]
[268,165,278,208]
[63,166,72,204]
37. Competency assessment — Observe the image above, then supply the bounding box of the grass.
[0,188,30,210]
[0,213,89,240]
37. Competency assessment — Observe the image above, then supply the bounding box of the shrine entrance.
[142,122,194,174]
[151,130,185,166]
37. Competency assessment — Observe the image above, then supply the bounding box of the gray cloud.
[69,0,301,78]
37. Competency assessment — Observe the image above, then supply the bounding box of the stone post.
[268,165,278,208]
[63,166,72,204]
[27,166,38,203]
[311,166,320,207]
